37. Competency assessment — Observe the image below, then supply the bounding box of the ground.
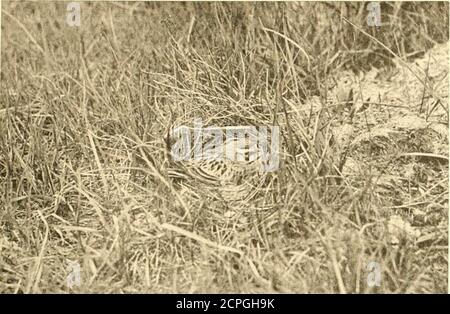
[0,2,448,293]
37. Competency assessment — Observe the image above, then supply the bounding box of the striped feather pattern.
[167,135,268,203]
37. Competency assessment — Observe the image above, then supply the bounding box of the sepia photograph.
[0,1,448,296]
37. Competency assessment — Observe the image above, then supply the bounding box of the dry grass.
[0,1,448,293]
